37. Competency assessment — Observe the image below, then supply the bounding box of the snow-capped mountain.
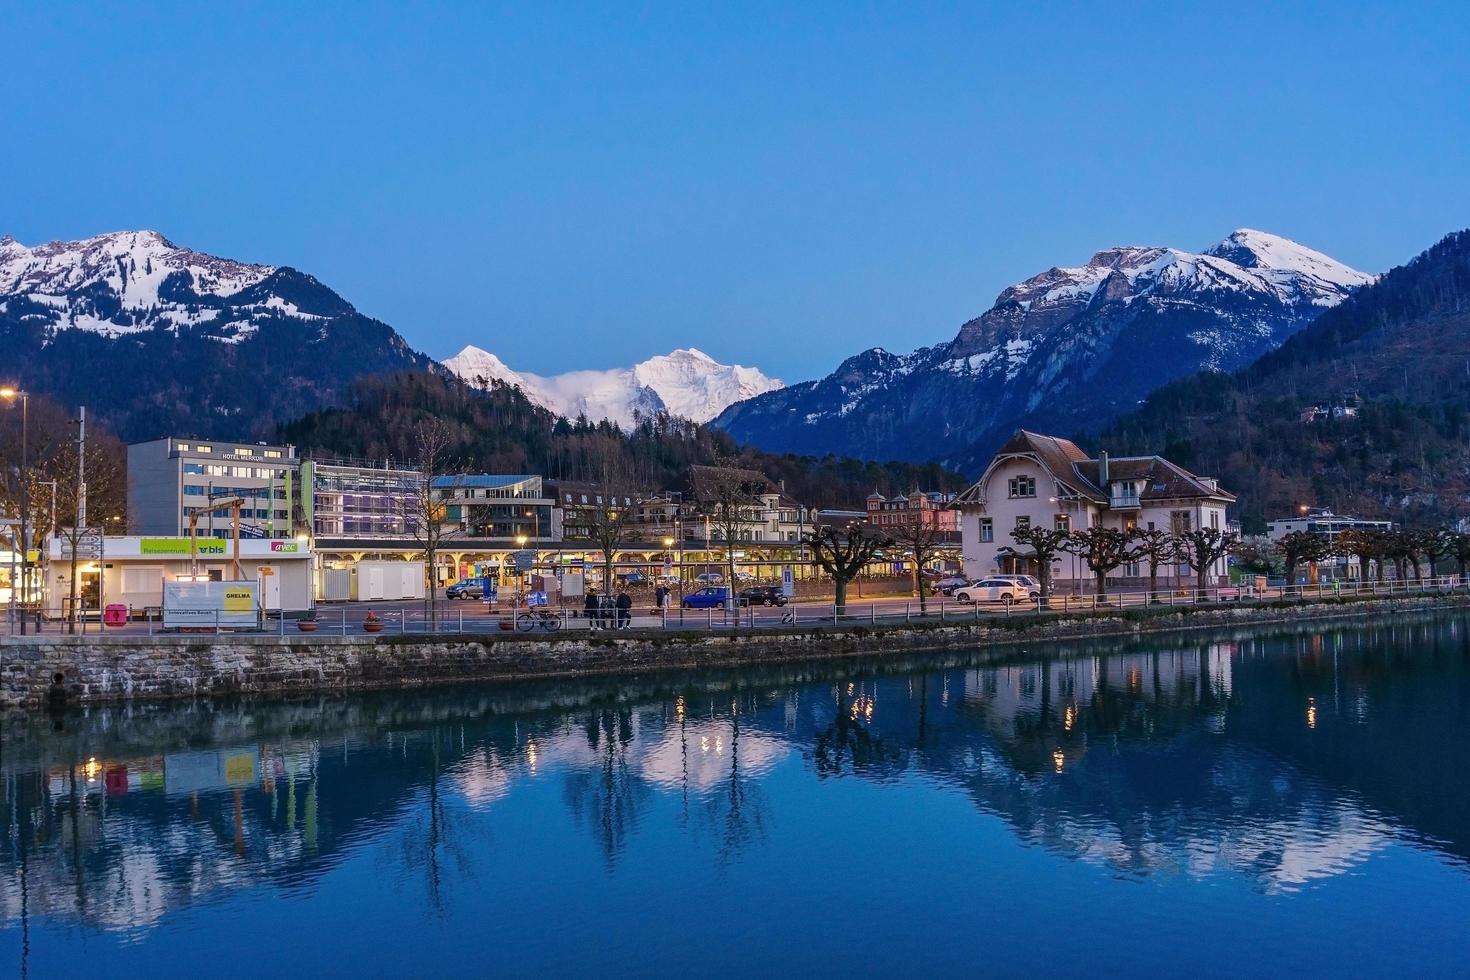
[444,345,783,426]
[0,230,430,439]
[713,229,1372,470]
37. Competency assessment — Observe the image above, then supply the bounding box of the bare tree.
[582,446,641,599]
[1131,528,1178,601]
[400,419,458,630]
[1008,523,1069,602]
[1275,530,1331,585]
[888,493,954,615]
[1414,528,1453,581]
[694,460,763,609]
[1449,532,1470,581]
[806,523,891,617]
[1176,526,1238,594]
[1062,526,1140,601]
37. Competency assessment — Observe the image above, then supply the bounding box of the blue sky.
[4,2,1468,380]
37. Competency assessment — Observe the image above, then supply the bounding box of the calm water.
[4,615,1470,978]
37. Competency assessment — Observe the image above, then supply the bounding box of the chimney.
[1098,451,1110,486]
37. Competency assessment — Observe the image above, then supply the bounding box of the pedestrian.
[655,583,670,613]
[584,589,599,630]
[616,589,632,629]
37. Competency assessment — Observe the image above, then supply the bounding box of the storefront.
[44,535,316,620]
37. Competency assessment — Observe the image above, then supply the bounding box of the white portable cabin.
[349,560,426,601]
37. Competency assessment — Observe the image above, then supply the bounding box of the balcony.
[1109,491,1141,510]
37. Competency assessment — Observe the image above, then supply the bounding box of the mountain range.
[713,229,1373,471]
[1101,229,1470,525]
[443,345,782,426]
[0,230,429,441]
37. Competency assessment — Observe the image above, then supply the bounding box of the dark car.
[739,586,788,607]
[445,581,485,600]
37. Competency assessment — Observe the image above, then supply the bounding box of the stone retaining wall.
[4,593,1468,710]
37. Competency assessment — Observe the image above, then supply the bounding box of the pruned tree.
[1275,530,1332,585]
[1414,528,1453,581]
[1176,526,1238,593]
[1131,527,1179,601]
[1062,526,1140,600]
[1335,528,1383,583]
[1381,528,1415,581]
[1449,532,1470,581]
[50,434,127,633]
[806,523,891,617]
[889,492,953,614]
[1008,523,1070,601]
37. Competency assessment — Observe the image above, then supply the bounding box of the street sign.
[781,567,795,598]
[62,530,103,559]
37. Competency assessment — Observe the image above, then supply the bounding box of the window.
[264,450,282,459]
[1054,514,1070,532]
[1015,515,1031,531]
[1008,475,1037,498]
[183,484,207,496]
[1171,510,1192,534]
[237,447,254,456]
[175,443,190,452]
[980,518,994,542]
[1210,510,1220,530]
[196,445,212,454]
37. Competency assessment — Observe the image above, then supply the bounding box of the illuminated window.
[1054,514,1070,532]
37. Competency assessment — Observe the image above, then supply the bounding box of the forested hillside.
[1101,230,1470,529]
[278,372,967,508]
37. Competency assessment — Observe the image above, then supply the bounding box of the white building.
[1265,509,1392,543]
[44,535,314,620]
[954,430,1235,589]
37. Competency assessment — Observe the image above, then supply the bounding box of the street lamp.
[1,387,29,635]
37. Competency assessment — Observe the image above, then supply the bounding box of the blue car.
[681,586,734,609]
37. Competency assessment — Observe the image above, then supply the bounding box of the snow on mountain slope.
[714,229,1372,469]
[444,345,783,425]
[0,230,284,340]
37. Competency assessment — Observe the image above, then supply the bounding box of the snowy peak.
[443,345,783,426]
[1205,228,1374,291]
[0,229,294,341]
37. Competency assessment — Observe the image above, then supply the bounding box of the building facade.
[954,430,1235,588]
[865,490,960,534]
[128,438,297,538]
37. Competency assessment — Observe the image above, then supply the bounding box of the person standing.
[616,589,633,629]
[584,589,600,630]
[655,583,670,613]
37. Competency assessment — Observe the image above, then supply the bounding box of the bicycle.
[516,609,562,633]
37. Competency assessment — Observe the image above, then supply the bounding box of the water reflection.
[2,614,1468,964]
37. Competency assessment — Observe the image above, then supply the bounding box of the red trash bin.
[103,604,129,628]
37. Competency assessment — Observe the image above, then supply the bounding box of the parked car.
[694,572,725,585]
[931,575,972,596]
[992,574,1042,592]
[445,581,484,600]
[952,578,1038,604]
[739,586,788,607]
[682,586,733,609]
[733,570,757,583]
[620,571,648,585]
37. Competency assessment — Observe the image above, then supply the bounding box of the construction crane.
[189,493,246,580]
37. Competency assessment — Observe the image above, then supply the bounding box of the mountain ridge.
[713,229,1372,471]
[443,344,783,426]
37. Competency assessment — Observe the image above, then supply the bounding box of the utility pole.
[67,407,86,634]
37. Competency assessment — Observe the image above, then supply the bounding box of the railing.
[21,574,1464,638]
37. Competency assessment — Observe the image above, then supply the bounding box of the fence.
[12,575,1466,638]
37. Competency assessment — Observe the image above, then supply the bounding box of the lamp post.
[1,387,29,635]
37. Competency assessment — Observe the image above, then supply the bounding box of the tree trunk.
[1094,568,1107,600]
[834,577,848,618]
[914,563,928,614]
[1148,564,1159,603]
[1284,557,1298,586]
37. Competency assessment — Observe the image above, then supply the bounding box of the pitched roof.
[959,430,1233,506]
